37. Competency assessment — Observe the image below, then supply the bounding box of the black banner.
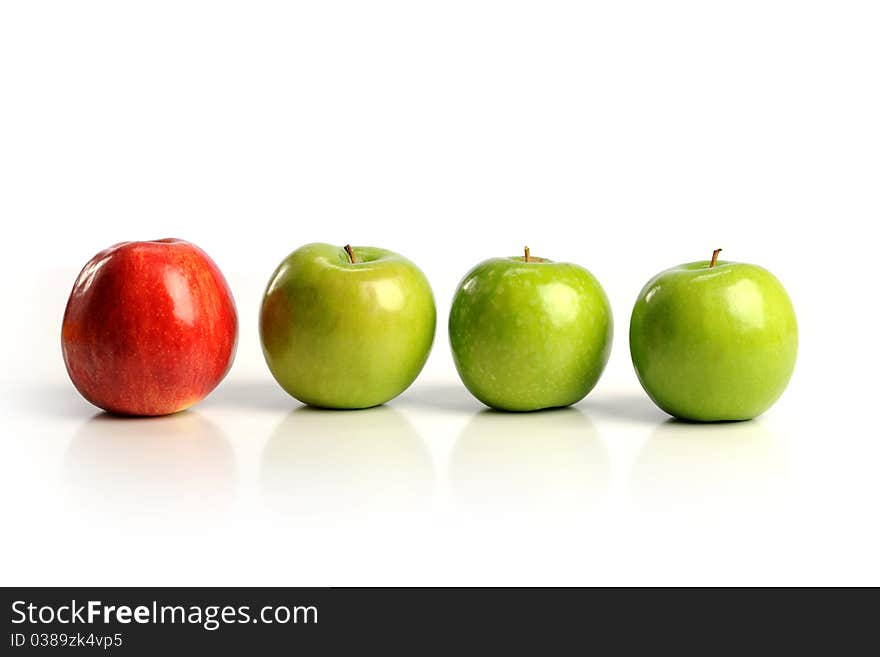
[2,587,872,653]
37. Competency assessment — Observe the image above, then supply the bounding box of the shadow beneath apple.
[261,405,435,523]
[449,407,609,515]
[395,382,483,414]
[62,411,237,529]
[18,384,100,420]
[629,418,786,514]
[201,379,296,412]
[581,390,668,425]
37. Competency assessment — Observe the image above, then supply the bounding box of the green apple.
[259,243,436,409]
[449,247,613,412]
[629,249,798,422]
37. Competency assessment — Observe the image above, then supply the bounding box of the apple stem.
[344,244,357,264]
[709,248,722,268]
[524,246,531,263]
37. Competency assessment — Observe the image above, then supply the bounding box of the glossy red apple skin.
[62,239,238,416]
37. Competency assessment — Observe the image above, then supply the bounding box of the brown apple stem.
[524,246,531,263]
[344,244,357,264]
[709,248,722,268]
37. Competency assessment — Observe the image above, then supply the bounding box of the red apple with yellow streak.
[62,239,238,416]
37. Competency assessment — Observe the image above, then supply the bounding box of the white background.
[1,1,878,585]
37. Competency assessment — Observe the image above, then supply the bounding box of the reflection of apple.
[259,243,436,409]
[630,419,784,512]
[261,406,433,519]
[450,408,609,512]
[449,248,613,411]
[62,239,238,416]
[63,412,236,521]
[629,250,797,421]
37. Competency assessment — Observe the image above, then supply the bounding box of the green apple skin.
[629,260,798,422]
[259,243,436,409]
[449,256,613,412]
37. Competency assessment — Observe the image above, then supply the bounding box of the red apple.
[62,239,238,416]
